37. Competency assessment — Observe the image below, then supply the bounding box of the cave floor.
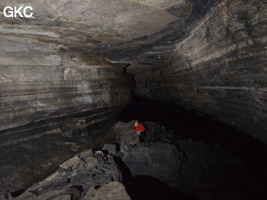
[119,96,267,199]
[1,96,267,199]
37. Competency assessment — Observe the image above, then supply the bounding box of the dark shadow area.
[113,156,132,182]
[70,185,84,200]
[114,143,121,152]
[0,116,119,195]
[114,155,197,200]
[119,96,267,199]
[123,175,198,200]
[11,189,25,198]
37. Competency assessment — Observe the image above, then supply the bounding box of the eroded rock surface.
[2,120,263,200]
[0,37,133,133]
[0,37,133,193]
[83,182,130,200]
[122,142,181,183]
[10,149,126,200]
[110,121,249,199]
[0,0,266,197]
[128,0,267,143]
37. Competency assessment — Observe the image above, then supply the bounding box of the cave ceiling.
[0,0,266,143]
[0,0,218,64]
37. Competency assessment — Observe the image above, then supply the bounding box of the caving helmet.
[135,121,139,126]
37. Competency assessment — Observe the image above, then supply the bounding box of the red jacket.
[135,124,146,133]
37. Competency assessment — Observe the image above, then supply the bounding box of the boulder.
[59,156,80,170]
[78,149,94,160]
[106,121,139,153]
[51,194,71,200]
[102,144,117,155]
[83,182,131,200]
[121,142,181,183]
[13,148,123,200]
[84,157,98,168]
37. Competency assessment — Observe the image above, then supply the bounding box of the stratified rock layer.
[0,36,133,133]
[0,35,133,193]
[0,0,266,196]
[129,0,267,143]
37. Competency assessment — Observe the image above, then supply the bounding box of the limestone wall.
[133,0,267,143]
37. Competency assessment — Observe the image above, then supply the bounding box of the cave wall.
[0,35,134,141]
[0,35,134,193]
[0,0,266,193]
[129,0,267,143]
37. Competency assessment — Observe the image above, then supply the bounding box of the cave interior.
[0,0,267,200]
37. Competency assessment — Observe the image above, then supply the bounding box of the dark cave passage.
[3,95,266,200]
[114,154,197,200]
[119,96,267,199]
[0,0,266,199]
[123,175,198,200]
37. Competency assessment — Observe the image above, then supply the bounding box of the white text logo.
[3,6,33,18]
